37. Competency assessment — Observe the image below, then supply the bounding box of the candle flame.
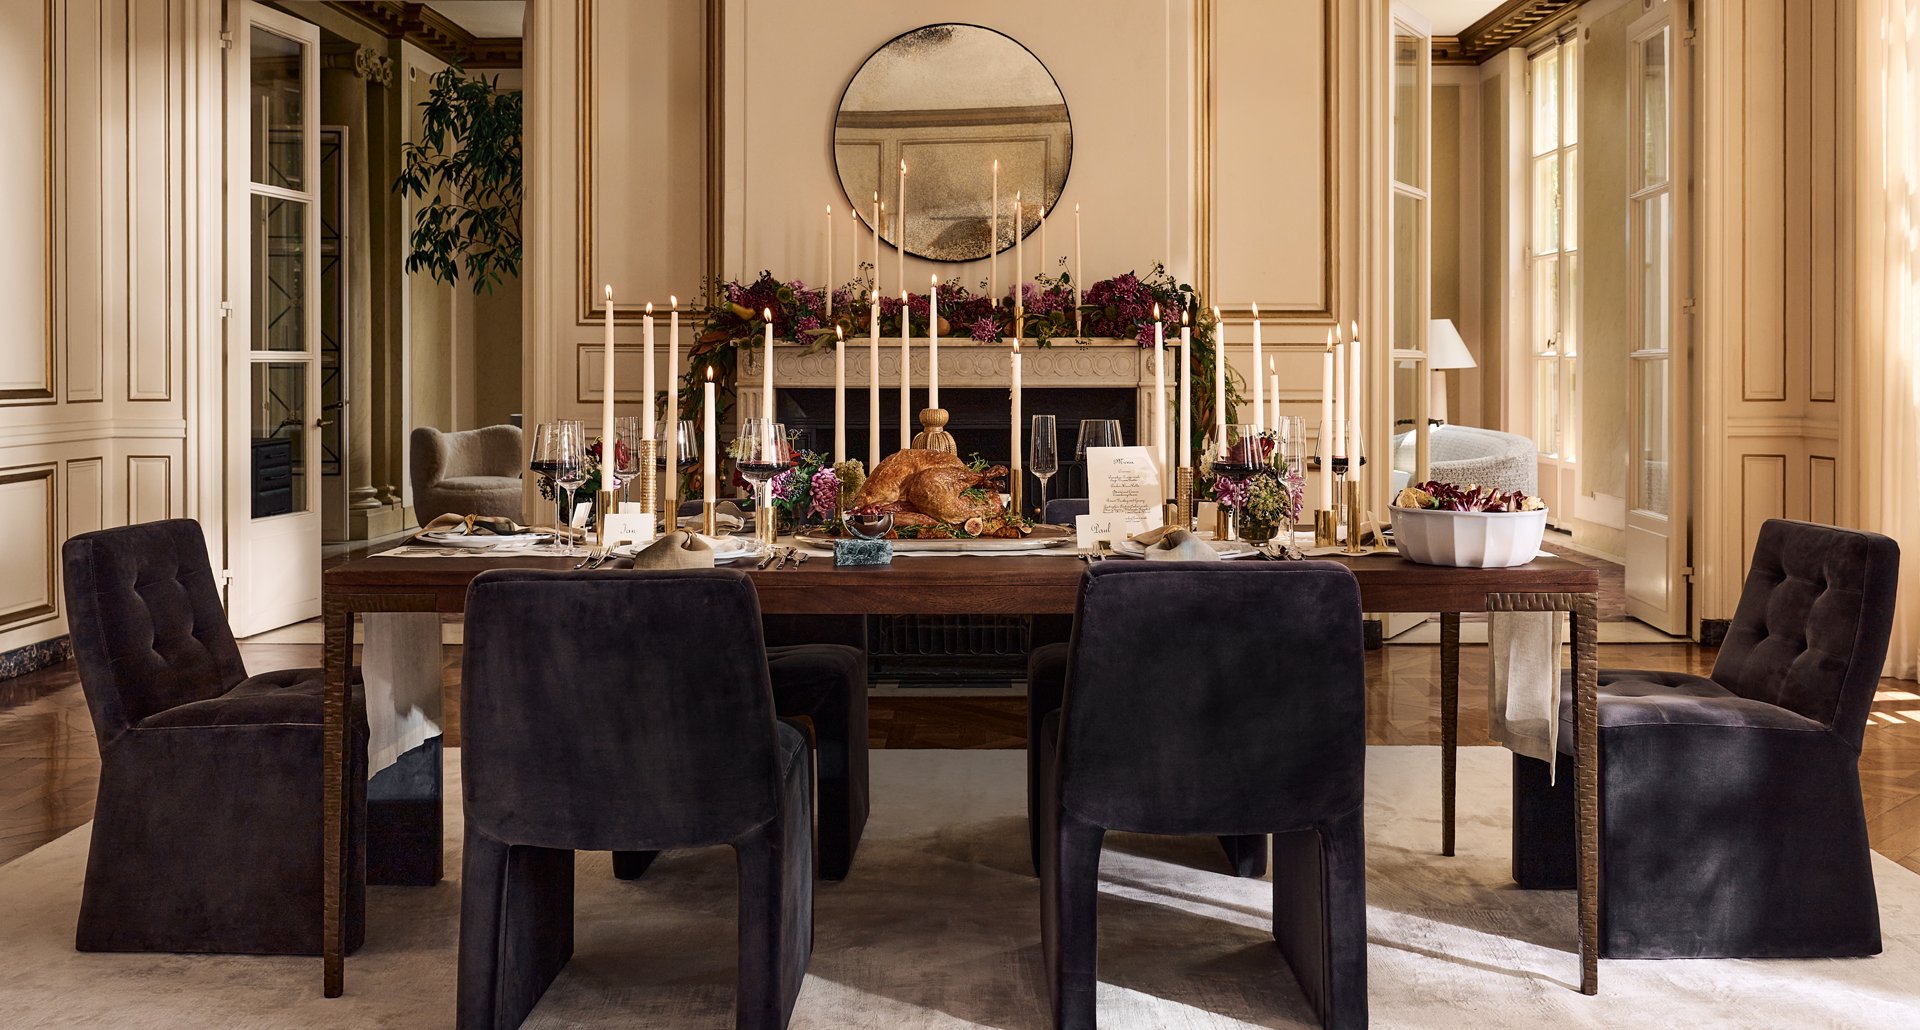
[872,290,879,303]
[1212,306,1222,321]
[1269,355,1276,372]
[763,307,772,320]
[993,158,999,171]
[1182,309,1190,326]
[1251,301,1260,318]
[1326,328,1336,351]
[900,159,907,173]
[1075,203,1080,212]
[1012,338,1020,353]
[603,284,613,300]
[931,274,938,285]
[670,295,678,308]
[836,325,844,340]
[1350,319,1359,339]
[705,366,714,382]
[645,301,653,314]
[1153,303,1161,320]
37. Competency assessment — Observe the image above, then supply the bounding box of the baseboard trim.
[0,635,73,681]
[1699,619,1730,647]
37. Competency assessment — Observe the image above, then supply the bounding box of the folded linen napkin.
[1141,528,1221,562]
[417,513,547,538]
[1488,611,1565,781]
[677,501,748,533]
[615,530,715,570]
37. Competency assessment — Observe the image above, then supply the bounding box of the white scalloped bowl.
[1390,505,1549,568]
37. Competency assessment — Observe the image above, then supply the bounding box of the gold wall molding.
[0,465,57,631]
[4,0,57,404]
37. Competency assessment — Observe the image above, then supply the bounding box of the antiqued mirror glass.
[834,24,1072,263]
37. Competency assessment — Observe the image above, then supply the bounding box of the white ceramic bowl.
[1389,505,1549,568]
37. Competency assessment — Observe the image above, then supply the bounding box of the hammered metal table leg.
[1571,593,1600,996]
[321,596,352,998]
[1440,611,1460,857]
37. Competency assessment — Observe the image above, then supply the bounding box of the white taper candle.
[869,291,881,469]
[1251,303,1264,433]
[833,325,846,463]
[602,285,617,489]
[929,274,940,409]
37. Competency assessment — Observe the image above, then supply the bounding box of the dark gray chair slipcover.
[459,569,812,1029]
[1043,497,1090,526]
[1514,519,1899,959]
[61,518,368,955]
[1030,562,1367,1029]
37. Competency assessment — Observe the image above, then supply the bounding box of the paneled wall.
[1697,0,1851,630]
[0,0,206,655]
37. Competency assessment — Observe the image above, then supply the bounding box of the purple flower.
[809,468,840,518]
[792,315,822,341]
[970,316,1000,342]
[1212,474,1250,508]
[770,468,804,504]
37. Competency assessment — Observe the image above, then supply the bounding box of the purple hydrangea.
[809,468,840,518]
[970,316,1000,342]
[791,315,822,341]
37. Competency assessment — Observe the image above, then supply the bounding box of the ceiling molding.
[320,2,522,69]
[1430,0,1589,65]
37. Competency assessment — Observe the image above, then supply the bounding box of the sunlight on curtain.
[1857,0,1920,679]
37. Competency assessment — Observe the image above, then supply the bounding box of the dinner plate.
[791,525,1073,552]
[416,531,552,549]
[1110,537,1261,560]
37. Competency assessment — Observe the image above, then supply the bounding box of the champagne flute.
[735,418,791,547]
[1030,415,1059,520]
[1273,415,1307,531]
[552,423,588,556]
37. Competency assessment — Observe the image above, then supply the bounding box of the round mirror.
[834,24,1072,264]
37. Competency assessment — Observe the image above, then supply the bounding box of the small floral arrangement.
[536,436,625,507]
[1201,432,1303,537]
[1395,480,1545,513]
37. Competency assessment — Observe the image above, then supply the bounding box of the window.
[1528,39,1580,465]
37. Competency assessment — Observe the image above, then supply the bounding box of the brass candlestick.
[594,489,620,550]
[1175,467,1195,531]
[701,500,717,537]
[629,439,660,523]
[911,407,957,453]
[1343,479,1366,555]
[1313,509,1338,548]
[1010,470,1024,519]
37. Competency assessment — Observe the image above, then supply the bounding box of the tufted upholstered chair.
[61,519,368,954]
[458,569,812,1030]
[1030,562,1368,1029]
[1514,519,1900,958]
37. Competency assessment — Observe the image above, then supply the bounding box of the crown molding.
[1431,0,1589,65]
[319,2,522,69]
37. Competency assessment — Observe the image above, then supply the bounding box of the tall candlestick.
[666,298,680,511]
[833,325,846,463]
[602,285,617,489]
[643,302,656,437]
[1333,324,1346,457]
[896,160,906,300]
[1153,304,1167,490]
[824,205,833,318]
[762,308,775,424]
[849,206,859,292]
[1320,328,1334,509]
[1347,320,1362,471]
[1212,307,1227,456]
[869,291,881,469]
[1038,206,1047,282]
[703,367,717,504]
[1251,303,1264,433]
[1073,203,1084,336]
[900,290,912,450]
[1269,355,1281,433]
[1010,339,1023,510]
[1180,309,1192,469]
[929,274,941,409]
[990,158,999,304]
[1014,192,1024,341]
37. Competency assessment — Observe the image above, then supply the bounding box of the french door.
[225,2,322,635]
[1623,0,1691,633]
[1527,35,1580,524]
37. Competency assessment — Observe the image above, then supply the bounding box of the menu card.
[1078,446,1163,546]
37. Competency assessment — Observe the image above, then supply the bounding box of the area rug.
[2,747,1917,1028]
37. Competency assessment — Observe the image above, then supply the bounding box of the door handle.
[315,418,335,429]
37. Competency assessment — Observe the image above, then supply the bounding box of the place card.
[600,512,655,547]
[1076,513,1151,550]
[1086,445,1164,526]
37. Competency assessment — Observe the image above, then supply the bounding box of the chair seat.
[432,475,521,498]
[138,667,343,729]
[1553,668,1825,750]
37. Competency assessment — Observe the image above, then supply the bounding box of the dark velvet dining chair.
[1513,518,1899,959]
[60,518,368,955]
[1043,497,1091,526]
[1030,561,1368,1030]
[458,569,812,1030]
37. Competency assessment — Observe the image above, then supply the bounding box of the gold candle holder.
[1313,509,1338,548]
[595,489,620,550]
[911,408,957,453]
[701,500,717,537]
[1175,467,1195,531]
[630,439,661,522]
[1343,479,1366,555]
[1215,505,1233,541]
[1010,472,1024,520]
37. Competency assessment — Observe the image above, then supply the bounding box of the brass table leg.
[1440,611,1460,857]
[1571,592,1600,996]
[321,596,352,998]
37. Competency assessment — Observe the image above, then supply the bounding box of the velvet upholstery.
[1043,498,1090,526]
[410,425,525,525]
[458,569,812,1029]
[1514,519,1899,959]
[61,519,367,955]
[1030,562,1367,1029]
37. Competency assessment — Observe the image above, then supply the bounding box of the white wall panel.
[0,0,52,402]
[0,466,56,631]
[127,454,173,525]
[65,456,104,538]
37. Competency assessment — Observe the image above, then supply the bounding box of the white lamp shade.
[1428,318,1477,370]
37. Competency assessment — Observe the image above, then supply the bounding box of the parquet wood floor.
[7,642,1919,879]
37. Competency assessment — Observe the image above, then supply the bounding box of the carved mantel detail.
[742,340,1155,389]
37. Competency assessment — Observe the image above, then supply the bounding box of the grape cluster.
[1404,480,1544,513]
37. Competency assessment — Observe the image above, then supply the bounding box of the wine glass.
[1273,416,1307,532]
[531,420,586,555]
[657,419,700,477]
[614,416,646,504]
[735,418,791,546]
[1207,423,1270,542]
[1075,418,1122,463]
[1030,415,1059,520]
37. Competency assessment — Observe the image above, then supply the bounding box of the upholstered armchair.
[409,424,525,525]
[458,569,812,1030]
[61,519,368,955]
[1514,519,1900,959]
[1030,562,1368,1029]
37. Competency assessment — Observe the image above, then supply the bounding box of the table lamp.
[1428,318,1476,424]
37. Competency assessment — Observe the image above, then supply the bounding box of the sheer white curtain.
[1855,0,1920,680]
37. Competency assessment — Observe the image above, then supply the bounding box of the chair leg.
[1217,834,1269,878]
[1272,806,1367,1030]
[1039,739,1106,1030]
[807,699,869,882]
[612,850,660,880]
[1027,717,1058,877]
[456,829,574,1030]
[734,753,814,1029]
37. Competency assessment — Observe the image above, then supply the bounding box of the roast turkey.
[852,450,964,508]
[849,450,1019,533]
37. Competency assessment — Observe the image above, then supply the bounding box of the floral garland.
[677,264,1247,471]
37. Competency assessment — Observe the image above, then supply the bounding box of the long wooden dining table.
[317,548,1602,999]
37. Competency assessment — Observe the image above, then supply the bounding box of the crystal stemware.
[531,420,587,555]
[735,418,791,547]
[614,416,646,504]
[1207,423,1271,543]
[1029,415,1059,520]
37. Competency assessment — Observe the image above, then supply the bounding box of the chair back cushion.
[410,425,524,488]
[460,568,784,850]
[1057,561,1366,835]
[1043,498,1090,526]
[60,519,246,742]
[1713,519,1900,748]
